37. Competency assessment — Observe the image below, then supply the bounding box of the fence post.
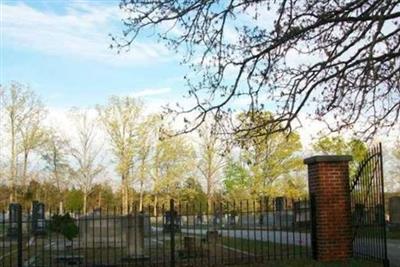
[170,199,176,267]
[304,155,353,262]
[16,203,23,267]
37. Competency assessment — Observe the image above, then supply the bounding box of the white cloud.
[131,87,171,98]
[1,2,173,66]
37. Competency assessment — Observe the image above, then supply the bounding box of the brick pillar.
[304,155,353,262]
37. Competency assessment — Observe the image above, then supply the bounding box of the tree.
[234,112,304,198]
[68,108,104,214]
[0,82,46,201]
[223,159,251,202]
[132,114,160,211]
[97,96,143,214]
[179,177,207,210]
[116,0,400,139]
[196,122,226,211]
[150,132,196,215]
[42,130,70,213]
[312,135,367,175]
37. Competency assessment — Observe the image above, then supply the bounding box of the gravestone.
[389,196,400,225]
[274,197,288,228]
[163,210,181,233]
[125,213,145,257]
[353,203,366,224]
[78,212,145,257]
[275,197,286,212]
[228,213,236,226]
[32,201,46,236]
[7,203,20,239]
[293,200,310,226]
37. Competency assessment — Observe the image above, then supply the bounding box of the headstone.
[163,210,181,233]
[212,212,222,226]
[196,214,203,225]
[353,203,366,224]
[293,201,310,226]
[78,212,145,257]
[228,213,236,226]
[32,201,46,236]
[7,203,20,238]
[389,196,400,225]
[275,197,286,212]
[126,213,145,256]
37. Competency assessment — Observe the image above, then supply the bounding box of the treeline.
[0,82,369,213]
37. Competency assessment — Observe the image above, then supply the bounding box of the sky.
[1,0,188,109]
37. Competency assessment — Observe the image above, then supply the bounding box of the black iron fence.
[350,143,389,266]
[0,198,312,267]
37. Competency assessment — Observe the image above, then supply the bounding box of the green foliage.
[313,136,368,176]
[223,160,250,201]
[65,189,84,211]
[179,177,207,206]
[233,111,305,198]
[49,213,79,241]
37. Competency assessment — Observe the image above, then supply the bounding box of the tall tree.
[116,0,400,139]
[42,130,70,213]
[0,82,46,201]
[68,108,104,214]
[196,122,226,211]
[134,114,159,211]
[312,135,367,175]
[223,159,251,202]
[97,96,142,214]
[235,112,304,198]
[150,132,196,215]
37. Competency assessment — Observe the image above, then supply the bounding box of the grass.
[232,259,384,267]
[221,236,308,260]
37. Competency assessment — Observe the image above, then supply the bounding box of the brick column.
[304,155,353,262]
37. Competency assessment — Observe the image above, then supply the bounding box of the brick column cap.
[304,155,352,165]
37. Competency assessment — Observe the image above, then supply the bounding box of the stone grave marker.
[32,201,46,236]
[7,203,20,239]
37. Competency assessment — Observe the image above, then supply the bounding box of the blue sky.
[1,0,188,108]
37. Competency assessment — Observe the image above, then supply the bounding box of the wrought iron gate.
[350,143,389,266]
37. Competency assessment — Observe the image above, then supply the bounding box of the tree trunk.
[122,174,129,214]
[23,151,29,185]
[59,200,64,214]
[153,195,158,217]
[139,181,144,212]
[83,191,87,214]
[10,116,16,202]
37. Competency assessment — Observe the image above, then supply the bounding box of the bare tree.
[0,82,46,201]
[97,96,143,214]
[42,129,70,214]
[116,0,400,139]
[68,108,104,214]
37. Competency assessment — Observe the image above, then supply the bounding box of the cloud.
[1,2,173,66]
[131,87,171,98]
